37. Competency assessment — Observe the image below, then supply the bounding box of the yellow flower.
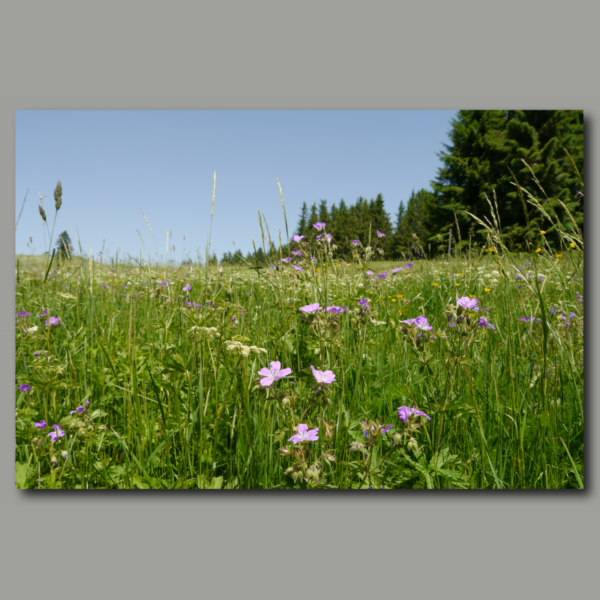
[484,288,491,293]
[570,243,576,248]
[535,248,542,253]
[459,273,465,277]
[116,279,120,283]
[456,283,460,287]
[397,294,404,298]
[391,299,396,302]
[433,282,440,287]
[557,315,562,319]
[369,291,373,294]
[469,313,475,317]
[555,254,562,259]
[353,254,358,258]
[488,247,494,252]
[541,231,546,234]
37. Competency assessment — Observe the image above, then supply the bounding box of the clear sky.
[15,110,457,264]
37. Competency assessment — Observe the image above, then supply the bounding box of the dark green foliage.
[432,110,584,251]
[55,230,72,259]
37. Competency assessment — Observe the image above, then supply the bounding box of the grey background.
[1,1,596,599]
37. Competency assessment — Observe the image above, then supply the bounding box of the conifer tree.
[296,202,309,236]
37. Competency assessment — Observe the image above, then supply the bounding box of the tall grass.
[14,179,584,489]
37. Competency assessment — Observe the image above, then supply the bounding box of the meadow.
[14,218,584,489]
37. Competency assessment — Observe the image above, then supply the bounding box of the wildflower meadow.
[14,180,584,489]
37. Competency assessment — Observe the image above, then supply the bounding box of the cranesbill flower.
[85,400,90,407]
[415,315,433,331]
[291,235,304,243]
[310,365,336,384]
[19,384,31,393]
[183,284,192,292]
[310,257,317,265]
[258,361,292,387]
[16,310,31,317]
[457,296,478,310]
[45,316,61,326]
[518,316,536,322]
[357,298,370,307]
[376,230,385,238]
[289,423,319,444]
[398,406,431,422]
[293,265,303,272]
[36,310,48,318]
[34,420,47,430]
[325,306,347,314]
[291,250,302,256]
[351,240,361,246]
[376,273,388,279]
[48,424,65,442]
[300,303,322,313]
[365,270,374,275]
[313,222,326,231]
[282,257,291,263]
[405,263,414,268]
[477,317,495,329]
[390,267,403,273]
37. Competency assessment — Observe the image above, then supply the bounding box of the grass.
[14,243,584,489]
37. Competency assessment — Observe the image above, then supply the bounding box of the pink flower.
[397,406,431,422]
[310,365,336,384]
[291,235,304,243]
[289,424,319,444]
[300,303,322,313]
[391,267,403,273]
[456,296,478,310]
[376,230,385,238]
[257,361,292,387]
[313,222,326,231]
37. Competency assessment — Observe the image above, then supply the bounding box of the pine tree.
[432,110,583,251]
[296,202,309,236]
[318,199,330,225]
[55,230,72,260]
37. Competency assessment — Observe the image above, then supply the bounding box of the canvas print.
[15,110,584,489]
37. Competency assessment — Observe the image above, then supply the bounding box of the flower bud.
[349,442,365,452]
[50,455,58,466]
[39,205,47,222]
[407,437,420,454]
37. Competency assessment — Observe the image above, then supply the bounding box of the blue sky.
[15,110,457,263]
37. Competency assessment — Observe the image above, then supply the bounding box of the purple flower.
[398,406,431,422]
[351,240,361,246]
[482,308,490,313]
[477,317,495,329]
[19,384,31,393]
[365,270,374,276]
[538,275,545,281]
[184,302,192,306]
[357,298,370,307]
[457,296,478,310]
[524,261,532,266]
[313,222,326,231]
[85,400,90,407]
[291,250,302,256]
[405,263,413,268]
[45,316,61,326]
[300,303,322,313]
[183,284,192,292]
[257,361,292,387]
[376,273,388,279]
[376,230,385,238]
[76,405,85,414]
[282,257,291,263]
[390,267,403,273]
[310,257,317,265]
[48,424,65,443]
[34,420,47,430]
[381,425,393,434]
[515,275,522,280]
[292,265,303,272]
[36,310,48,318]
[16,310,31,317]
[569,312,577,319]
[292,235,304,243]
[518,316,536,322]
[576,292,583,302]
[157,282,168,287]
[289,423,319,444]
[415,315,433,331]
[316,234,323,241]
[310,365,336,384]
[325,306,347,314]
